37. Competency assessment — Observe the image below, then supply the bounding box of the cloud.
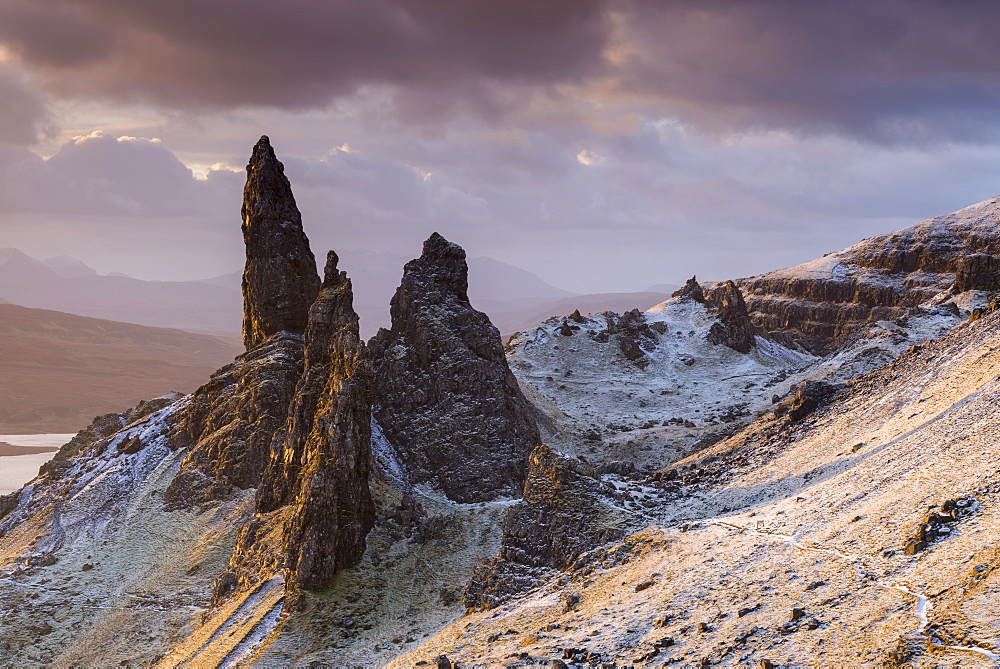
[3,2,1000,144]
[604,0,1000,143]
[0,64,48,145]
[0,131,218,216]
[0,0,608,112]
[2,124,999,292]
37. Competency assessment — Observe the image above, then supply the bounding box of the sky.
[2,0,1000,293]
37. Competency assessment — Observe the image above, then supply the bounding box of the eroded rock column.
[241,135,320,349]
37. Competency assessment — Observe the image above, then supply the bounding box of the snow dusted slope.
[398,305,1000,667]
[508,274,990,477]
[507,295,812,468]
[0,396,256,666]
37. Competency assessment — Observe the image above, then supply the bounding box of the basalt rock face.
[705,280,756,354]
[736,196,1000,354]
[369,233,541,503]
[954,253,1000,293]
[230,251,375,593]
[241,135,321,350]
[462,444,636,611]
[163,333,304,509]
[164,138,323,508]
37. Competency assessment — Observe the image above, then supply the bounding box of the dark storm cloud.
[0,0,608,109]
[612,0,1000,142]
[4,1,1000,141]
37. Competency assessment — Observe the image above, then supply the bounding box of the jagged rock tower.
[241,135,321,349]
[249,251,375,591]
[164,136,326,505]
[224,143,374,594]
[369,232,541,503]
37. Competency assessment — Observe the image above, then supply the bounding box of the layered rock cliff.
[737,196,1000,353]
[369,233,541,503]
[241,135,321,350]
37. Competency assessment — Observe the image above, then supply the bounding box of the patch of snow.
[371,414,409,492]
[763,253,846,281]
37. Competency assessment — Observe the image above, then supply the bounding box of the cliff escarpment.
[737,196,1000,353]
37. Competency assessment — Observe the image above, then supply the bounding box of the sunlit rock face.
[241,135,321,350]
[369,232,542,503]
[954,253,1000,293]
[164,332,304,508]
[233,251,375,593]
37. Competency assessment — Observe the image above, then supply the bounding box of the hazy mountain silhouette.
[0,248,677,339]
[0,248,243,336]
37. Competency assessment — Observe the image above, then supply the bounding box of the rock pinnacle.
[241,135,320,349]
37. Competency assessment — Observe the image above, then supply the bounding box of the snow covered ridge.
[507,274,980,468]
[737,195,1000,354]
[506,293,815,468]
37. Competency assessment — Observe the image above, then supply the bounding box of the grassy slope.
[0,303,242,432]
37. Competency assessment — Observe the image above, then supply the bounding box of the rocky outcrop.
[463,444,636,611]
[241,135,321,350]
[954,253,1000,293]
[164,139,327,507]
[607,308,660,365]
[705,281,756,353]
[672,276,706,303]
[38,394,180,481]
[773,380,839,421]
[369,233,541,503]
[229,251,375,593]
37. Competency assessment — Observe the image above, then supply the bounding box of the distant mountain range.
[0,248,676,339]
[0,248,243,336]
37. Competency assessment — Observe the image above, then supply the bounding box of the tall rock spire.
[241,135,320,350]
[226,250,375,595]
